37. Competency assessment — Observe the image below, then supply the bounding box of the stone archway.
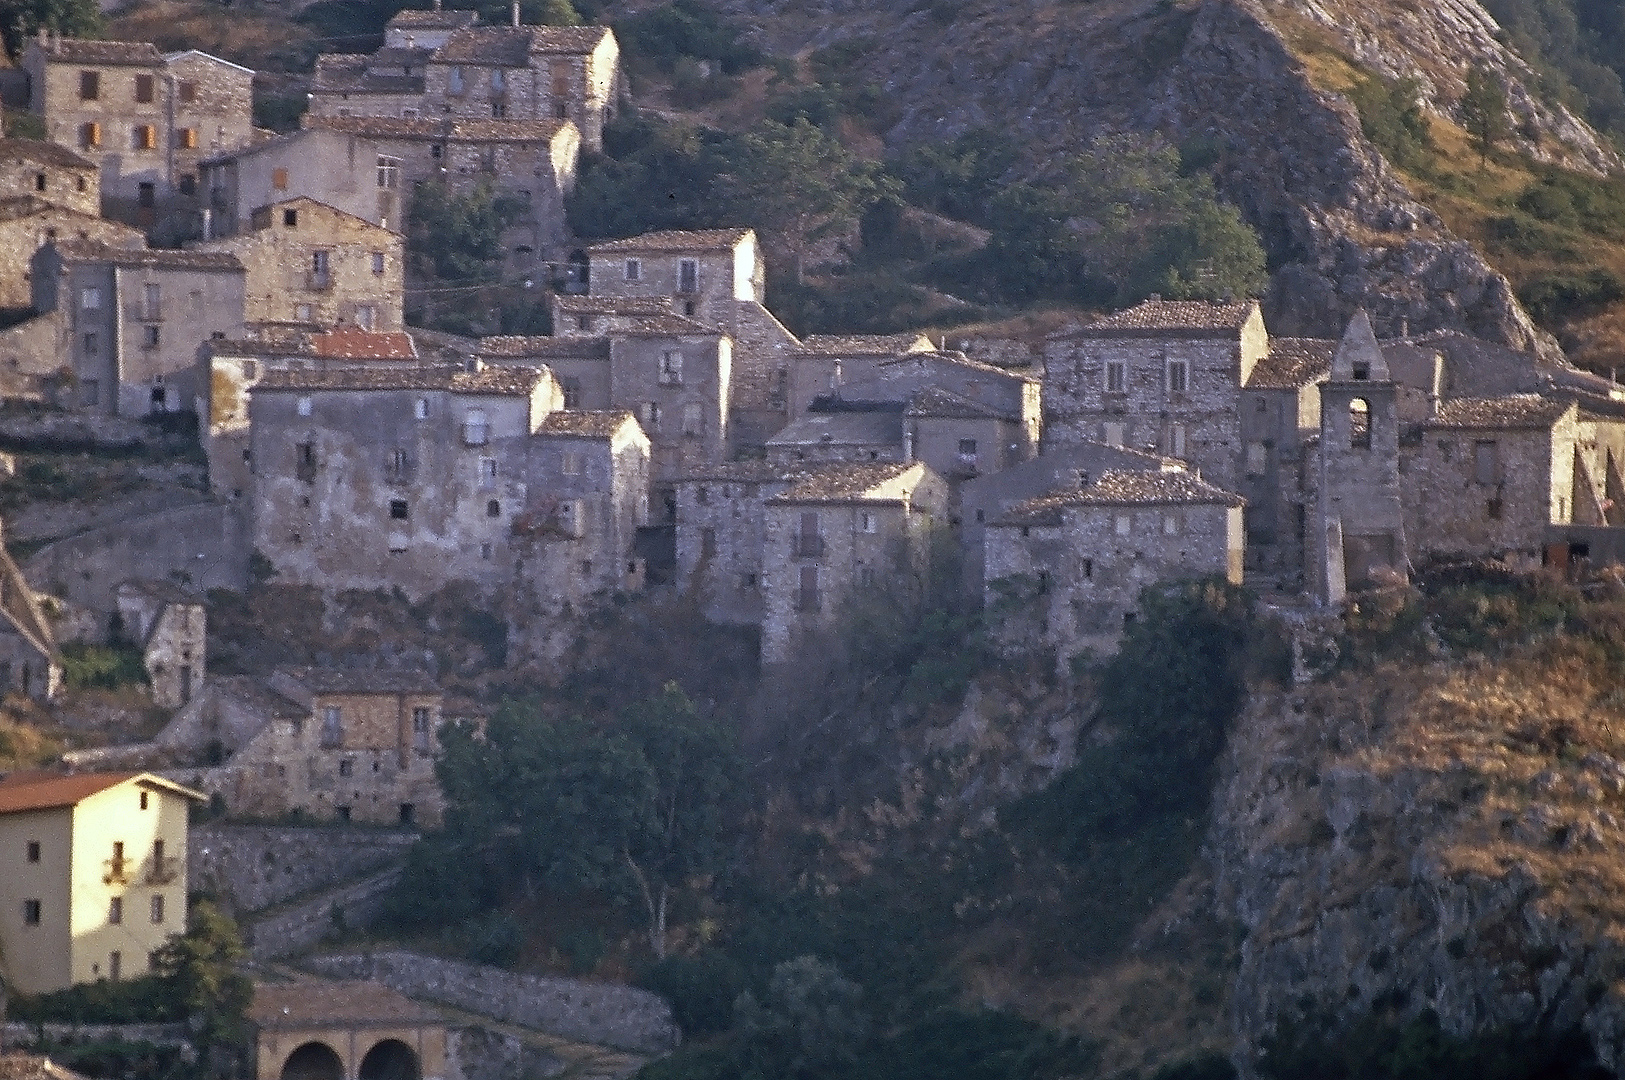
[281,1042,344,1080]
[358,1039,420,1080]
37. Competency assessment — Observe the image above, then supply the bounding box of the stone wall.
[24,501,248,611]
[2,1022,190,1046]
[446,1026,565,1080]
[189,823,417,914]
[244,865,402,961]
[302,952,679,1055]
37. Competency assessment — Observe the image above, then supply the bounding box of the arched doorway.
[281,1043,343,1080]
[359,1040,420,1080]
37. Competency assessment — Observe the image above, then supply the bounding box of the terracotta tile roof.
[0,771,202,814]
[589,228,753,254]
[0,138,95,170]
[796,333,931,356]
[37,38,161,65]
[249,980,443,1029]
[387,8,480,30]
[768,461,921,502]
[480,335,611,359]
[998,470,1243,524]
[312,329,417,360]
[1429,394,1573,429]
[254,366,546,395]
[1246,338,1335,389]
[303,114,570,142]
[1061,299,1259,337]
[274,667,441,696]
[51,239,243,272]
[537,410,636,438]
[616,314,720,336]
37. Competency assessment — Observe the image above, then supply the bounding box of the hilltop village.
[4,6,1625,1078]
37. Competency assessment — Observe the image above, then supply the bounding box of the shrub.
[61,642,148,691]
[637,952,747,1036]
[615,0,764,76]
[460,912,524,968]
[1517,268,1625,322]
[10,975,183,1025]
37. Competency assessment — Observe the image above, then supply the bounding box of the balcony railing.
[306,271,333,292]
[792,535,825,558]
[145,854,180,885]
[103,855,129,884]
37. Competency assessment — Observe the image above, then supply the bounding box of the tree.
[732,957,872,1080]
[406,178,527,284]
[724,118,898,283]
[1460,66,1511,165]
[0,0,101,60]
[150,901,254,1066]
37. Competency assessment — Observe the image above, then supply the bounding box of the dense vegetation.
[1479,0,1625,139]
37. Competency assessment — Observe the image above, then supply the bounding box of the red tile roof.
[0,772,201,814]
[312,329,417,360]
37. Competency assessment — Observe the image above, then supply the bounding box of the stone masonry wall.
[245,865,402,960]
[188,823,417,913]
[302,951,679,1055]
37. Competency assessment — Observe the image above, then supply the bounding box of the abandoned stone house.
[0,195,143,311]
[766,406,906,468]
[30,239,246,416]
[22,35,253,228]
[551,295,679,336]
[0,524,61,702]
[247,365,649,605]
[114,580,205,709]
[307,12,619,152]
[0,138,99,216]
[759,461,948,664]
[984,468,1245,659]
[197,197,405,332]
[158,667,451,826]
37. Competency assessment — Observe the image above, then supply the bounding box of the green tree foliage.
[406,179,527,284]
[1346,76,1434,171]
[895,128,1021,222]
[149,901,254,1057]
[615,0,763,75]
[567,114,735,240]
[731,957,872,1080]
[0,0,101,59]
[1461,66,1512,165]
[1479,0,1625,136]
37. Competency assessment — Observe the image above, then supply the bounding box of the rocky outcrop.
[1211,652,1625,1072]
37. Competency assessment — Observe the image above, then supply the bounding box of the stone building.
[0,138,99,215]
[31,238,245,415]
[114,580,206,709]
[551,295,677,336]
[478,333,610,406]
[766,406,905,468]
[0,525,61,702]
[307,14,619,152]
[0,196,143,310]
[197,197,404,331]
[248,979,447,1080]
[759,461,947,664]
[673,461,801,626]
[248,365,649,604]
[160,668,450,826]
[787,332,933,417]
[985,469,1245,659]
[22,36,253,228]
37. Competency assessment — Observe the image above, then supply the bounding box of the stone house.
[759,461,948,664]
[0,771,202,993]
[0,196,143,311]
[0,527,61,702]
[159,668,450,826]
[30,239,246,415]
[478,334,610,407]
[608,317,732,489]
[672,461,792,627]
[22,36,253,228]
[551,295,678,336]
[308,16,619,152]
[984,469,1244,659]
[1043,298,1268,493]
[248,365,649,604]
[787,332,933,417]
[0,138,99,215]
[114,580,205,709]
[766,406,905,468]
[196,197,404,331]
[382,7,480,49]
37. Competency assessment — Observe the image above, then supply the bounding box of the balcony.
[792,535,825,558]
[102,854,129,884]
[145,854,180,885]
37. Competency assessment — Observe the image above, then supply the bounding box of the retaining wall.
[190,823,418,914]
[246,866,402,961]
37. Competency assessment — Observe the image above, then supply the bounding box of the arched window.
[1349,398,1371,450]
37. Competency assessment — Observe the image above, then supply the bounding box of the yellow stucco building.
[0,771,203,994]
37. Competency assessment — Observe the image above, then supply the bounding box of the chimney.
[1399,316,1409,338]
[511,0,520,26]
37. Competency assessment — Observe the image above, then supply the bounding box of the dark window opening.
[390,499,409,520]
[486,499,501,517]
[284,208,298,227]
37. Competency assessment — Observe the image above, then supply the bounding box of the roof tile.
[1061,299,1259,337]
[589,228,753,254]
[1429,394,1573,429]
[536,410,636,438]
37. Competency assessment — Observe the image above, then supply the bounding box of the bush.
[1347,75,1433,171]
[459,912,524,968]
[615,0,764,75]
[557,925,605,974]
[637,952,748,1037]
[10,975,183,1024]
[61,642,148,691]
[1517,268,1625,322]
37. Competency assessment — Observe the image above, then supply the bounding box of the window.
[575,315,593,332]
[624,258,641,282]
[23,900,41,925]
[678,259,698,293]
[80,287,101,310]
[138,182,155,207]
[79,122,100,149]
[134,74,154,103]
[283,208,298,227]
[272,167,288,191]
[957,438,977,466]
[134,125,156,150]
[696,485,709,505]
[1163,513,1180,535]
[1103,422,1126,448]
[1166,358,1188,395]
[641,402,661,430]
[402,107,419,118]
[109,897,123,924]
[1349,398,1371,450]
[296,396,312,417]
[150,895,164,923]
[659,350,683,385]
[798,565,820,611]
[860,511,877,533]
[339,759,353,777]
[178,80,196,103]
[178,127,198,149]
[109,951,121,980]
[1474,440,1498,485]
[490,100,507,118]
[1168,423,1186,458]
[143,282,160,319]
[82,331,99,357]
[390,448,409,476]
[448,66,465,93]
[1105,360,1126,393]
[481,542,493,559]
[560,377,581,408]
[562,451,581,475]
[356,304,376,330]
[26,841,39,862]
[430,143,443,159]
[701,527,716,556]
[682,402,703,437]
[294,303,313,322]
[153,839,162,861]
[372,251,386,275]
[80,71,100,100]
[311,250,330,277]
[390,499,409,519]
[464,409,488,445]
[336,806,352,822]
[1487,498,1504,520]
[487,499,501,518]
[321,705,343,746]
[33,171,45,192]
[141,325,160,349]
[377,156,400,189]
[479,457,498,485]
[1115,514,1132,536]
[860,566,876,588]
[178,173,196,195]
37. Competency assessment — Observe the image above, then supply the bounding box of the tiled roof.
[903,385,1017,420]
[616,314,720,336]
[387,8,480,30]
[0,195,115,225]
[1062,299,1258,337]
[797,333,931,356]
[432,26,533,64]
[589,228,753,254]
[116,578,204,606]
[0,771,202,814]
[51,239,242,272]
[524,24,614,53]
[254,366,546,395]
[769,461,922,502]
[249,980,442,1029]
[998,470,1244,524]
[312,329,417,360]
[553,295,671,316]
[303,114,570,142]
[1429,394,1572,429]
[0,137,95,169]
[310,55,424,96]
[274,666,441,696]
[37,38,161,65]
[163,49,255,74]
[213,675,305,720]
[1246,338,1335,389]
[673,460,793,484]
[537,410,635,438]
[367,46,434,66]
[875,349,1038,382]
[480,335,611,359]
[766,410,903,448]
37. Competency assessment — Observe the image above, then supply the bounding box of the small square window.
[26,841,39,862]
[1105,360,1126,394]
[372,251,386,275]
[390,499,409,520]
[339,759,353,776]
[296,396,312,416]
[23,899,41,925]
[79,71,99,101]
[283,208,298,227]
[178,81,197,103]
[624,258,641,282]
[142,325,160,349]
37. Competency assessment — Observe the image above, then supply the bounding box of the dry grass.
[107,1,318,73]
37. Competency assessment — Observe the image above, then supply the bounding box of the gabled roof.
[33,38,161,66]
[553,295,671,316]
[0,196,133,229]
[429,24,612,63]
[768,461,926,504]
[1429,394,1573,430]
[903,384,1019,421]
[1245,338,1335,390]
[0,771,203,814]
[1329,309,1390,381]
[766,409,903,449]
[996,470,1244,525]
[254,366,546,395]
[272,667,441,696]
[386,8,480,31]
[1058,298,1259,338]
[50,239,243,272]
[163,49,255,75]
[537,410,637,438]
[479,335,611,359]
[310,54,424,96]
[614,314,720,337]
[0,138,95,170]
[796,333,933,357]
[588,228,754,254]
